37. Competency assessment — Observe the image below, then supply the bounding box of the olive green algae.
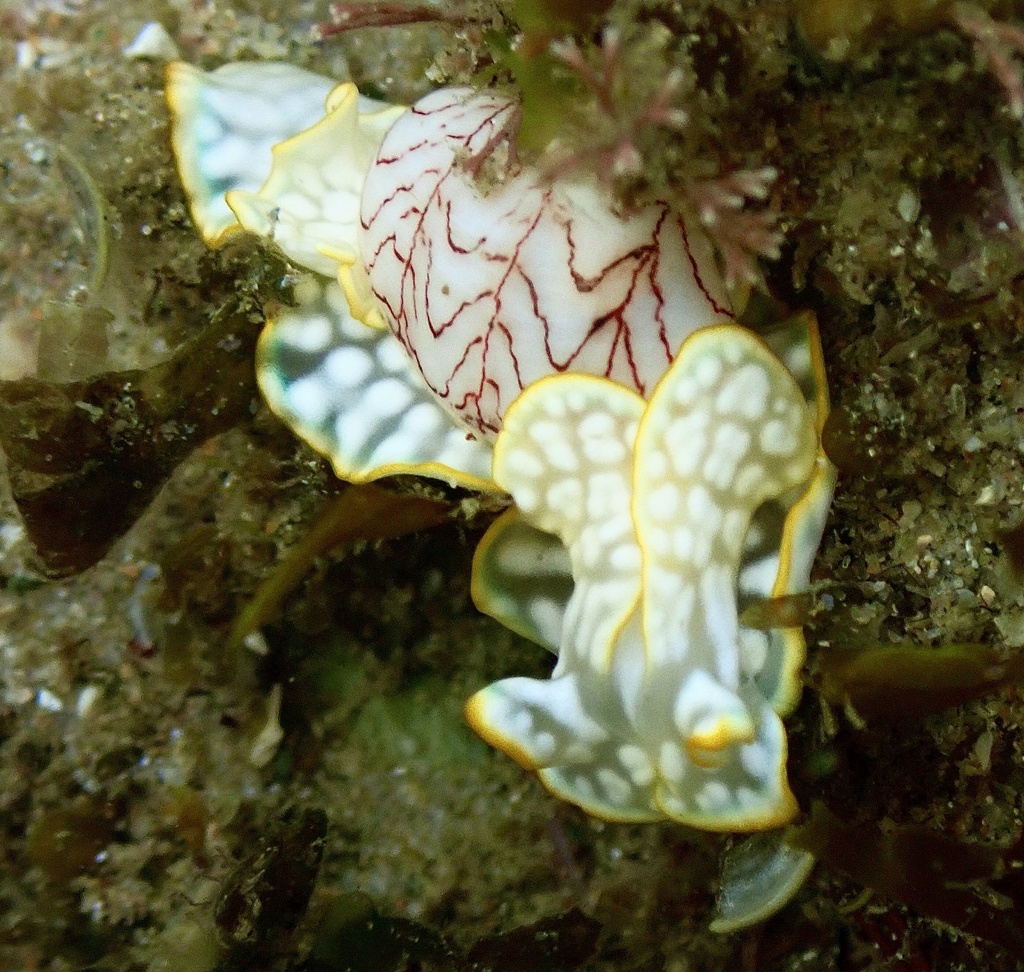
[4,1,1024,970]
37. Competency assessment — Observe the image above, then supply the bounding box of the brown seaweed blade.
[226,483,451,652]
[815,642,1024,721]
[0,305,261,577]
[789,803,1024,957]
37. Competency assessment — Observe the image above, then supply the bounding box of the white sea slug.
[165,63,835,841]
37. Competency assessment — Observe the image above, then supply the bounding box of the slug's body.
[166,63,834,840]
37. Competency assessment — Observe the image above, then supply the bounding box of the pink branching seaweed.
[543,27,689,180]
[685,167,784,289]
[314,2,474,39]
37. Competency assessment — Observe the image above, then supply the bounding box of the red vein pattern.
[360,87,733,439]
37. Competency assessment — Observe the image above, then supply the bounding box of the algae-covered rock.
[0,301,263,575]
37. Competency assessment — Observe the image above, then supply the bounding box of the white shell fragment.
[123,22,180,62]
[467,324,824,830]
